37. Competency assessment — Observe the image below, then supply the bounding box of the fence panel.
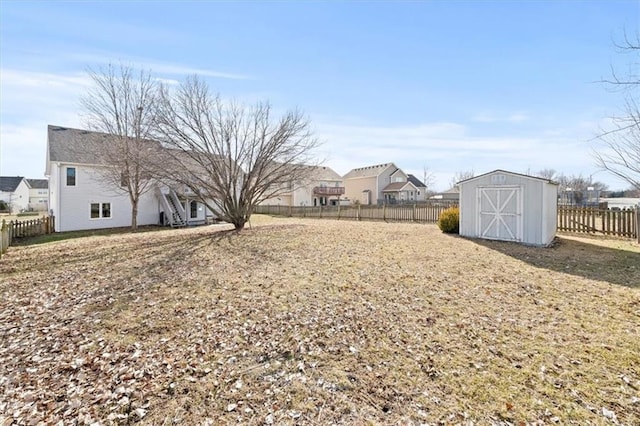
[557,207,636,239]
[0,216,55,259]
[255,203,451,224]
[256,204,637,240]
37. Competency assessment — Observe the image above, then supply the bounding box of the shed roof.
[0,176,24,192]
[26,179,48,189]
[343,163,396,179]
[457,169,558,185]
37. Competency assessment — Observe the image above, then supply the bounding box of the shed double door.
[477,186,523,242]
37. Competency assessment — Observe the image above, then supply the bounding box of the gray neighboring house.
[407,174,427,200]
[0,176,30,213]
[430,186,460,201]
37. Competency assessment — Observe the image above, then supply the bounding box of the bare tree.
[422,164,436,192]
[154,76,320,230]
[81,64,159,230]
[593,32,640,190]
[449,169,474,187]
[536,168,557,181]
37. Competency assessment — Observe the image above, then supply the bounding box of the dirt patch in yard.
[1,216,639,424]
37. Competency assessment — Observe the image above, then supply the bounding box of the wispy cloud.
[314,119,604,190]
[471,111,530,123]
[65,52,252,80]
[150,63,251,80]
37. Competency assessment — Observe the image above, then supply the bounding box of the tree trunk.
[131,202,138,231]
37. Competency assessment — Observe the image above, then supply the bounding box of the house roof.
[441,186,460,194]
[0,176,24,192]
[26,179,48,189]
[343,163,396,179]
[457,169,558,185]
[307,165,342,181]
[48,125,115,165]
[407,174,426,188]
[382,181,418,192]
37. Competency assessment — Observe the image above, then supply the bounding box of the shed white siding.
[459,170,558,246]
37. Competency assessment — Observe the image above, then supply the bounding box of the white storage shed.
[458,170,558,246]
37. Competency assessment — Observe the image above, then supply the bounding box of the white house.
[458,169,558,246]
[46,125,209,232]
[0,176,30,213]
[260,165,345,207]
[26,179,49,211]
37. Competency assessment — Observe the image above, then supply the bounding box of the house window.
[66,167,76,186]
[190,201,198,218]
[120,172,129,187]
[90,202,111,219]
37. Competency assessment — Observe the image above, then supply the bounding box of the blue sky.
[1,0,638,191]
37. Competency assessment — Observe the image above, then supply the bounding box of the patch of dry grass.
[1,216,639,425]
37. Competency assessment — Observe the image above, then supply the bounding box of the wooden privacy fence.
[0,216,55,258]
[257,204,639,241]
[557,207,638,240]
[255,203,455,223]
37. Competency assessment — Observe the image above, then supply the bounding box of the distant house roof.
[407,174,426,188]
[0,176,24,192]
[308,165,342,181]
[343,163,397,179]
[382,181,418,192]
[429,186,460,200]
[26,179,48,189]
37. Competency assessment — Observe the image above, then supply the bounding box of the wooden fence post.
[0,219,5,258]
[637,208,640,244]
[357,204,361,221]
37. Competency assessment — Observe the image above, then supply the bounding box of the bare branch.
[153,76,321,230]
[80,63,160,230]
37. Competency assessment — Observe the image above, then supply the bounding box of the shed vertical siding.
[459,170,557,246]
[542,183,558,245]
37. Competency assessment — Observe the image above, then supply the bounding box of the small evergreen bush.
[437,207,459,233]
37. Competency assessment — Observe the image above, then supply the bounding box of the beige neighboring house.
[26,179,49,211]
[261,165,344,207]
[343,163,426,205]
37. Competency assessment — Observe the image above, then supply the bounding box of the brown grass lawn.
[1,216,639,425]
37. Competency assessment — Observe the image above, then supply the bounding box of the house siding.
[344,176,377,205]
[53,163,159,232]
